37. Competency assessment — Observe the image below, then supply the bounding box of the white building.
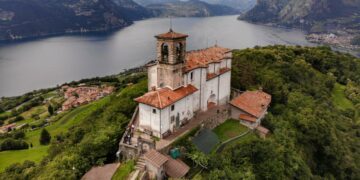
[135,29,232,138]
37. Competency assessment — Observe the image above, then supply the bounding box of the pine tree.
[39,129,51,145]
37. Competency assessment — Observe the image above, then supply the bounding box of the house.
[135,29,232,138]
[0,123,17,133]
[230,90,271,129]
[143,149,189,179]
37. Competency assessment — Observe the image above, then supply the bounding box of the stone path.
[81,163,119,180]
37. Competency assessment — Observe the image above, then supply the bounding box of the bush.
[8,116,24,124]
[12,131,25,139]
[0,138,29,151]
[40,128,51,145]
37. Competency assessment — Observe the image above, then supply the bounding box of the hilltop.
[0,46,359,179]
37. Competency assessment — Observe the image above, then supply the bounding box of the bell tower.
[154,29,188,90]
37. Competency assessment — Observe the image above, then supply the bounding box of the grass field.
[332,83,354,110]
[112,160,134,180]
[213,119,248,142]
[0,96,110,172]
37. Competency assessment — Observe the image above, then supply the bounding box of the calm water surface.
[0,15,314,97]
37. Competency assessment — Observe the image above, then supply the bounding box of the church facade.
[135,29,232,138]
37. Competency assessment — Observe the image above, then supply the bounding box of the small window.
[171,116,175,123]
[152,109,157,114]
[190,72,193,81]
[171,105,175,111]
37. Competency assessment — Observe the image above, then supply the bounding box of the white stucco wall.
[139,103,161,136]
[218,71,231,105]
[148,65,158,91]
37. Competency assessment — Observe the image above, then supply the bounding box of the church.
[134,29,232,138]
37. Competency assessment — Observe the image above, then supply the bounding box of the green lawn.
[0,145,49,172]
[0,96,110,172]
[221,132,258,152]
[213,119,248,142]
[112,160,135,180]
[332,83,354,110]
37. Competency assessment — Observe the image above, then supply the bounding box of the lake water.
[0,15,314,97]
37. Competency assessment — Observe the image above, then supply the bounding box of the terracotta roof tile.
[184,46,231,72]
[239,114,257,123]
[256,126,270,134]
[155,29,188,39]
[230,90,271,118]
[135,85,198,109]
[164,156,190,178]
[144,149,168,168]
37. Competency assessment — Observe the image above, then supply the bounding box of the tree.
[48,105,54,115]
[40,128,51,145]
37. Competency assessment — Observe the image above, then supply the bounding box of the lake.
[0,15,314,97]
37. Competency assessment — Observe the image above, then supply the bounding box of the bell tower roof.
[155,29,188,39]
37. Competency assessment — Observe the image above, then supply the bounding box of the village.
[0,85,114,134]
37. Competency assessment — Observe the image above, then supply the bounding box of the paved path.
[82,163,119,180]
[215,130,250,153]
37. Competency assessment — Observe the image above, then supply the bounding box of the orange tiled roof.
[184,46,231,72]
[239,114,257,123]
[256,126,270,134]
[164,155,190,178]
[230,90,271,118]
[155,29,188,39]
[144,149,168,168]
[135,85,198,109]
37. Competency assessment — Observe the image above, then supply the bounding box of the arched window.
[161,43,169,62]
[176,43,183,62]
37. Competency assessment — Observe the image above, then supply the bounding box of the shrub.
[12,131,25,139]
[0,138,29,151]
[8,116,24,124]
[40,128,51,145]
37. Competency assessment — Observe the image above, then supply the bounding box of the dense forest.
[203,46,360,179]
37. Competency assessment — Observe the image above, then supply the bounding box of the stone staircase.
[135,156,146,171]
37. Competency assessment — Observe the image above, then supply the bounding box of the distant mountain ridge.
[146,0,238,17]
[0,0,149,41]
[201,0,256,12]
[241,0,360,31]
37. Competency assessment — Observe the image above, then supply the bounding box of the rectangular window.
[190,72,193,81]
[152,109,156,114]
[171,116,175,123]
[171,105,175,111]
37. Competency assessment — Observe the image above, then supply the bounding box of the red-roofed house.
[143,149,190,179]
[230,90,271,129]
[135,29,232,138]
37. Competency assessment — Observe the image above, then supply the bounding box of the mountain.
[146,0,238,17]
[241,0,360,31]
[134,0,178,6]
[201,0,257,12]
[0,0,150,41]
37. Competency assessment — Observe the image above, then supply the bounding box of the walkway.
[81,163,119,180]
[156,105,229,150]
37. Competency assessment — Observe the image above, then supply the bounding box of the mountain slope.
[0,0,149,41]
[201,0,256,12]
[146,0,238,17]
[241,0,360,30]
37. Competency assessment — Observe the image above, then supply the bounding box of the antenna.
[169,16,173,31]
